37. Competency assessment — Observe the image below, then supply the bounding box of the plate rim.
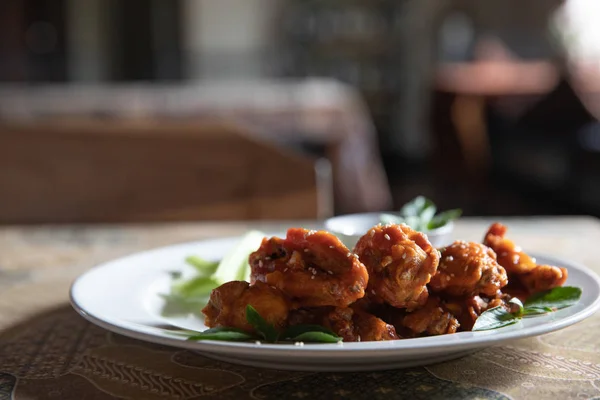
[69,236,600,357]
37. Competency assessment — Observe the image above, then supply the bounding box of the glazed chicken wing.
[288,306,398,342]
[483,223,568,294]
[442,294,518,331]
[352,309,400,341]
[202,280,290,333]
[354,224,440,310]
[429,241,508,297]
[483,223,536,274]
[519,264,568,293]
[401,297,460,336]
[249,228,369,308]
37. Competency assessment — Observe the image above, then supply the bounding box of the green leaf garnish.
[171,276,220,298]
[183,312,344,344]
[185,256,219,276]
[246,305,279,342]
[400,196,429,217]
[280,324,340,339]
[509,297,524,317]
[290,331,342,343]
[162,230,266,316]
[381,196,462,232]
[524,286,582,310]
[187,327,256,341]
[419,203,437,230]
[405,215,422,232]
[473,286,582,331]
[428,209,462,230]
[522,306,555,316]
[380,213,404,225]
[472,306,519,331]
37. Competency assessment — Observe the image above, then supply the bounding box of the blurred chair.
[0,80,392,214]
[0,120,333,223]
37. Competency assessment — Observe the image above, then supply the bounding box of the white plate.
[70,236,600,372]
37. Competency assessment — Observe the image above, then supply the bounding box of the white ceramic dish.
[324,212,454,248]
[70,235,600,372]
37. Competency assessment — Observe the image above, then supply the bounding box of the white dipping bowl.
[324,212,454,249]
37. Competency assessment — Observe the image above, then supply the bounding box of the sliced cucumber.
[213,230,266,284]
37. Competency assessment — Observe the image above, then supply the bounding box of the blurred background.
[1,0,600,224]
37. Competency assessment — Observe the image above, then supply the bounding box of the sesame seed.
[347,252,352,258]
[450,273,455,277]
[329,245,335,249]
[295,342,304,346]
[446,256,454,262]
[446,276,451,281]
[304,249,309,253]
[255,341,262,345]
[308,230,317,235]
[464,266,468,272]
[402,253,407,259]
[284,268,288,272]
[384,234,391,240]
[258,260,263,267]
[381,256,393,267]
[501,252,508,257]
[265,257,271,260]
[327,270,334,275]
[369,230,375,237]
[311,275,315,280]
[357,336,361,342]
[371,290,376,295]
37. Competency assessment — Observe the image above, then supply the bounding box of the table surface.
[1,217,600,400]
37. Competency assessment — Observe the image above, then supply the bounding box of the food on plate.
[249,228,369,308]
[400,296,460,336]
[442,294,516,331]
[289,306,399,342]
[354,224,439,310]
[202,280,290,333]
[429,241,508,297]
[483,223,537,274]
[181,221,581,343]
[519,264,568,293]
[163,231,265,309]
[484,223,568,296]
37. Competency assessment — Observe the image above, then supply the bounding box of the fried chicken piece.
[288,306,399,342]
[354,224,440,310]
[202,280,290,333]
[429,241,508,297]
[442,296,480,331]
[353,309,400,341]
[483,222,537,275]
[249,228,369,308]
[519,264,568,293]
[483,223,568,294]
[402,297,460,336]
[443,294,517,331]
[501,279,531,303]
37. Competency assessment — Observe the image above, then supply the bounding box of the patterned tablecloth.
[1,217,599,400]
